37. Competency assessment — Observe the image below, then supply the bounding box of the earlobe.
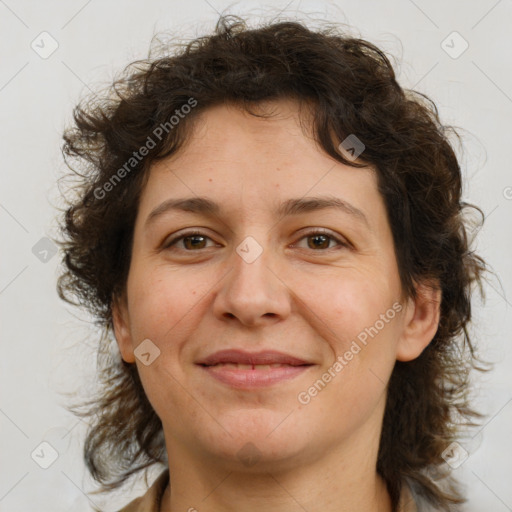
[396,281,442,362]
[112,294,136,364]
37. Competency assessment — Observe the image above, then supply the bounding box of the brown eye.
[294,230,348,251]
[307,234,331,250]
[164,231,215,251]
[182,234,208,250]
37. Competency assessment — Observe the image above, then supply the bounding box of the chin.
[195,413,311,470]
[209,438,307,473]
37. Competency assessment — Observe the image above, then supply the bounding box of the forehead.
[138,99,383,226]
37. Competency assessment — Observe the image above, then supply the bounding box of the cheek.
[126,265,201,346]
[125,269,204,422]
[301,277,399,429]
[309,272,401,373]
[318,274,389,336]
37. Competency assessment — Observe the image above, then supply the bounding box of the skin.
[113,98,441,512]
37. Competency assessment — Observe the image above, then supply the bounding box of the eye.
[293,229,349,251]
[162,228,349,253]
[163,230,217,251]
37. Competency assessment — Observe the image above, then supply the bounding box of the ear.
[112,293,136,363]
[396,281,442,362]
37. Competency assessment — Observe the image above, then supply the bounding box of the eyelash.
[163,228,349,252]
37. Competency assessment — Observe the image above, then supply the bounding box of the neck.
[160,467,391,512]
[160,434,392,512]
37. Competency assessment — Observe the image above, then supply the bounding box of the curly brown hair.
[56,14,491,512]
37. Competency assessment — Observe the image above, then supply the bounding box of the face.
[113,99,439,473]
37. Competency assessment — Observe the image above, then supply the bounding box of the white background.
[1,0,511,510]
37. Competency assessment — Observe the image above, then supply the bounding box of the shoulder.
[398,478,440,512]
[117,469,169,512]
[399,476,464,512]
[398,479,419,512]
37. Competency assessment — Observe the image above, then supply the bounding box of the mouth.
[201,362,308,370]
[196,350,314,389]
[196,348,312,367]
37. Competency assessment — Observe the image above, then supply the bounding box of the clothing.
[117,469,422,512]
[117,469,169,512]
[398,480,419,512]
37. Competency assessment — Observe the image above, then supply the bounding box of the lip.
[196,349,314,389]
[196,349,311,366]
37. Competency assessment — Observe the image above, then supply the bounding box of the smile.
[198,363,313,389]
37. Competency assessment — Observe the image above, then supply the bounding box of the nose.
[212,237,292,327]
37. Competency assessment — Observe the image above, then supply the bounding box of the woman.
[56,15,489,512]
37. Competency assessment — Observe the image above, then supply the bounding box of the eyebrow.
[145,195,371,229]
